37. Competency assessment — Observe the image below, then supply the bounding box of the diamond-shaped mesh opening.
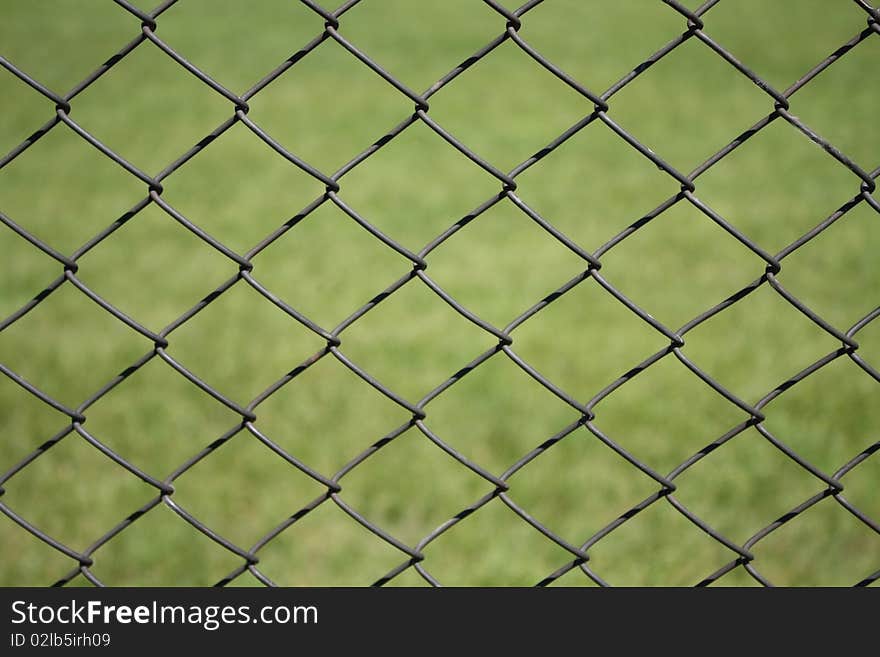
[163,282,325,404]
[0,283,151,408]
[694,119,862,253]
[586,496,738,586]
[0,512,82,586]
[75,202,235,332]
[670,427,823,546]
[80,357,241,479]
[510,277,669,402]
[591,354,746,476]
[514,120,679,253]
[749,497,880,586]
[160,121,327,254]
[598,199,761,329]
[0,225,60,321]
[776,203,880,329]
[337,120,499,251]
[0,373,70,469]
[254,499,406,586]
[254,354,410,477]
[606,36,775,173]
[86,503,244,586]
[0,70,56,157]
[429,39,590,172]
[169,431,326,549]
[0,433,155,552]
[252,199,411,329]
[426,197,587,328]
[0,0,134,93]
[502,427,662,554]
[339,0,501,93]
[0,124,144,254]
[420,354,574,475]
[156,0,322,95]
[336,426,491,548]
[792,32,880,171]
[519,0,686,93]
[69,39,233,174]
[700,0,868,92]
[339,280,497,402]
[759,357,880,473]
[681,284,842,403]
[422,497,583,586]
[248,38,414,174]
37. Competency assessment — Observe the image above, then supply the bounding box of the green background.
[1,0,878,586]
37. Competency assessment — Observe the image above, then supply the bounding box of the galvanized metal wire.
[1,0,878,587]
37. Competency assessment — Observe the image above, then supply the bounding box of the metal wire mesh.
[1,0,878,587]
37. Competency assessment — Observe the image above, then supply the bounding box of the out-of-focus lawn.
[0,0,877,587]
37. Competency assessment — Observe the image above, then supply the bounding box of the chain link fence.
[1,0,878,586]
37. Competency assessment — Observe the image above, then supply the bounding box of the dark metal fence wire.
[1,0,878,587]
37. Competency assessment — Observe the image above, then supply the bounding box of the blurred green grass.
[0,0,878,587]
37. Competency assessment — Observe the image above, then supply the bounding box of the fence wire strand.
[0,0,878,587]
